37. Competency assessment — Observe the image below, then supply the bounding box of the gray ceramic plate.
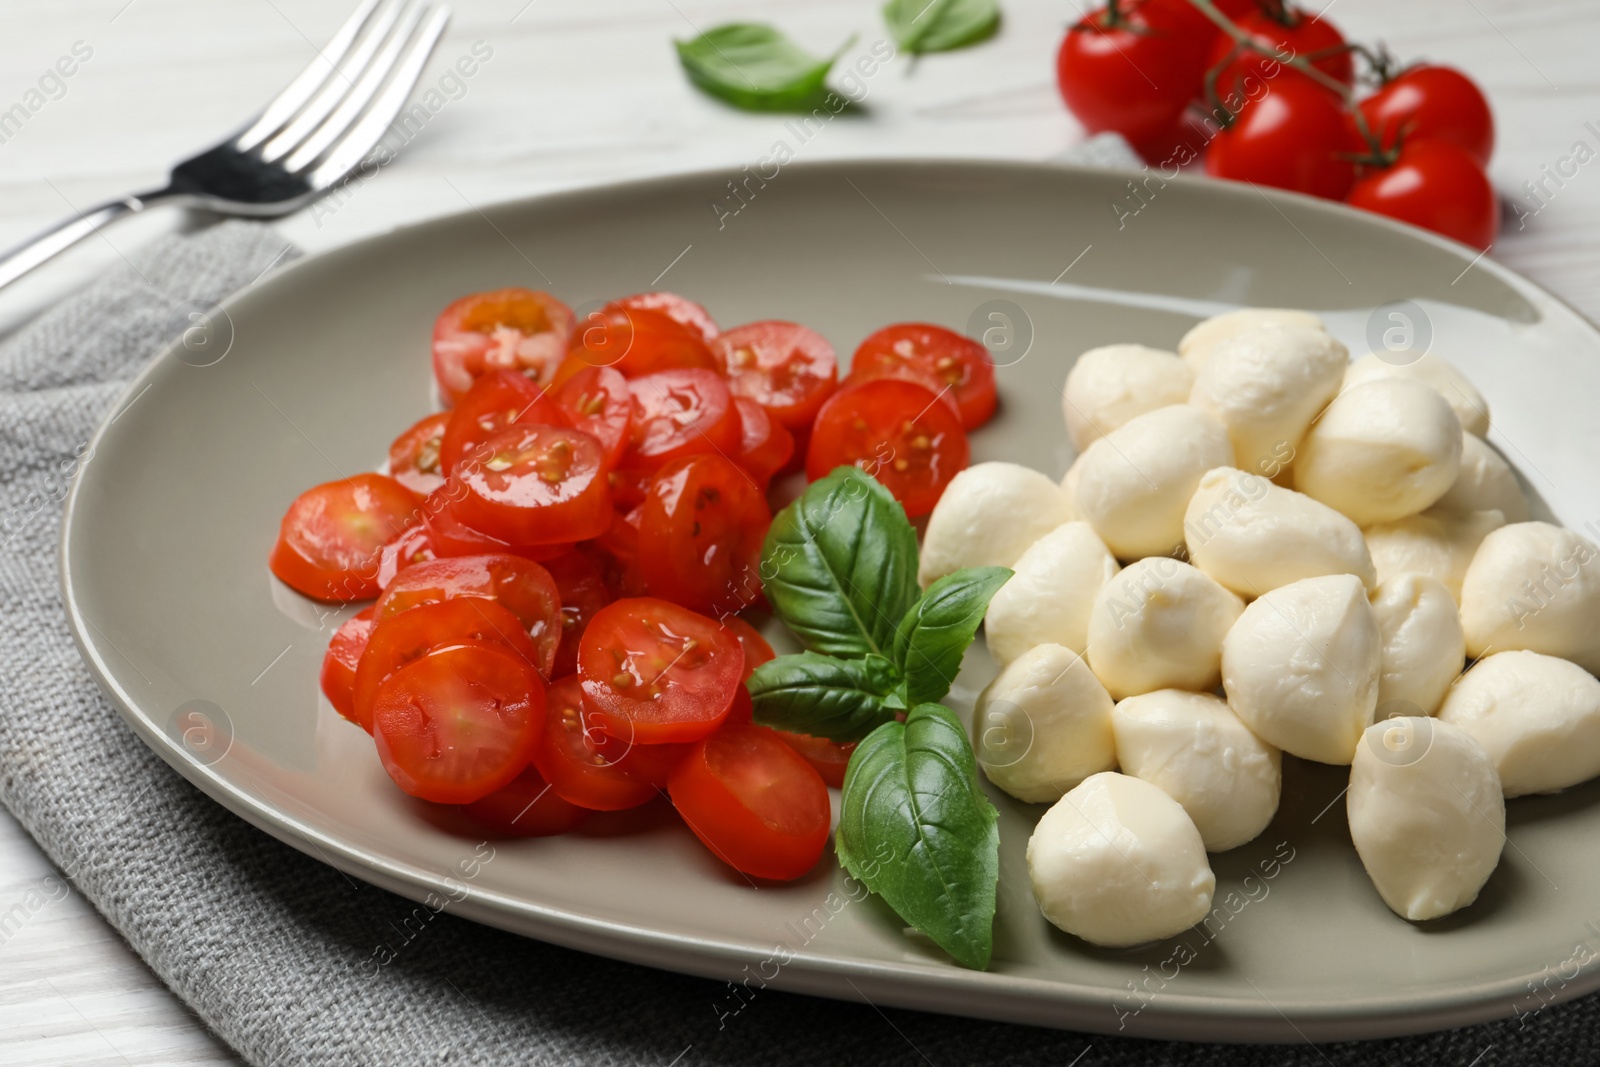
[62,160,1600,1043]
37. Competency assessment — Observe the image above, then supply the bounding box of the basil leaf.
[762,467,920,658]
[747,652,901,742]
[675,24,847,112]
[893,566,1012,707]
[883,0,1000,55]
[836,703,1000,970]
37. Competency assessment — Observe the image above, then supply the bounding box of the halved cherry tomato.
[668,723,831,880]
[420,489,573,561]
[543,548,612,678]
[848,323,997,430]
[806,378,969,518]
[638,455,769,616]
[1205,76,1361,200]
[450,424,613,546]
[627,369,742,470]
[732,397,794,483]
[1204,6,1353,95]
[374,553,562,676]
[605,466,653,512]
[432,288,575,405]
[711,321,837,432]
[269,474,423,602]
[567,305,718,379]
[591,507,645,598]
[372,642,545,804]
[1358,65,1494,165]
[461,764,591,836]
[719,615,775,679]
[531,675,658,810]
[614,291,719,344]
[553,365,631,467]
[1346,139,1499,252]
[388,412,450,495]
[439,369,564,475]
[592,732,695,788]
[320,607,376,723]
[577,597,744,745]
[376,523,437,588]
[763,729,856,790]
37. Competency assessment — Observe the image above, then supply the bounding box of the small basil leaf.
[675,24,848,112]
[762,467,920,658]
[883,0,1000,55]
[893,566,1012,707]
[836,703,1000,970]
[747,653,901,742]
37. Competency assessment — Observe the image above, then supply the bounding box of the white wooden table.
[1,1,1596,1062]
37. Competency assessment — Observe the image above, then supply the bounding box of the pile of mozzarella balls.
[920,308,1600,949]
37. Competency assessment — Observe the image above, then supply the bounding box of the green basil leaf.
[747,652,901,742]
[893,566,1012,707]
[762,467,920,658]
[836,703,1000,970]
[675,23,848,112]
[883,0,1000,54]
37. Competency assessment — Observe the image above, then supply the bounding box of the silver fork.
[0,0,451,290]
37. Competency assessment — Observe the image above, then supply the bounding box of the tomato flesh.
[450,424,613,546]
[848,323,996,430]
[439,369,564,475]
[732,396,794,483]
[269,473,422,602]
[462,764,590,836]
[388,412,450,495]
[553,365,631,467]
[638,455,769,616]
[712,321,837,432]
[806,378,969,518]
[531,675,658,810]
[763,728,856,789]
[627,368,742,471]
[432,288,575,405]
[543,548,613,678]
[376,523,438,588]
[374,553,562,677]
[567,304,718,379]
[320,607,377,723]
[614,291,719,344]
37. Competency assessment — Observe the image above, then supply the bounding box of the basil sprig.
[883,0,1000,55]
[675,24,851,112]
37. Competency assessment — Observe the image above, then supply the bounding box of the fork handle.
[0,192,167,290]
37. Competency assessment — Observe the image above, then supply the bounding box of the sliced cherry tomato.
[591,507,646,598]
[711,321,838,432]
[627,369,742,470]
[606,466,653,512]
[1205,76,1361,200]
[719,615,775,680]
[567,305,718,379]
[614,292,719,344]
[432,288,575,405]
[439,369,564,475]
[544,548,613,678]
[848,323,997,430]
[320,607,377,723]
[762,729,856,789]
[553,365,631,467]
[1346,139,1499,252]
[376,523,438,588]
[372,642,545,804]
[420,489,573,561]
[638,455,769,616]
[732,396,794,483]
[450,424,613,546]
[668,723,831,881]
[374,553,562,676]
[1204,6,1353,95]
[593,733,695,788]
[388,412,450,496]
[531,675,658,810]
[806,378,969,518]
[269,473,422,602]
[461,764,590,836]
[727,686,754,724]
[577,597,743,745]
[1359,65,1495,165]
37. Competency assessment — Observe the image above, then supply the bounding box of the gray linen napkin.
[1,219,1595,1066]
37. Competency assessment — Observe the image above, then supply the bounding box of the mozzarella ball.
[1460,522,1600,674]
[1061,344,1193,452]
[1111,691,1281,852]
[919,463,1072,585]
[1370,575,1465,717]
[1086,558,1244,699]
[1178,309,1326,372]
[1188,324,1348,475]
[1434,433,1530,522]
[1059,455,1083,521]
[1365,508,1505,602]
[1027,772,1215,947]
[1221,574,1381,764]
[973,644,1116,803]
[1184,467,1376,597]
[1074,405,1234,559]
[985,522,1119,663]
[1348,716,1504,921]
[1294,379,1464,526]
[1439,651,1600,796]
[1344,351,1490,437]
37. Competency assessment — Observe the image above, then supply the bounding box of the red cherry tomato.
[438,369,564,475]
[763,728,856,789]
[461,764,590,836]
[1205,6,1353,95]
[418,488,574,562]
[531,675,658,810]
[374,553,563,676]
[1206,76,1361,199]
[806,378,970,518]
[376,523,437,588]
[320,607,376,723]
[613,291,719,345]
[591,507,646,598]
[450,424,613,546]
[1358,65,1495,165]
[432,288,574,405]
[848,323,997,430]
[626,369,742,470]
[605,466,653,513]
[719,615,775,680]
[372,642,545,804]
[553,365,631,467]
[711,321,838,432]
[594,733,696,788]
[577,597,744,745]
[567,304,718,379]
[269,473,422,602]
[1346,139,1499,252]
[543,548,613,678]
[732,397,794,484]
[668,723,831,880]
[638,455,770,616]
[388,412,450,496]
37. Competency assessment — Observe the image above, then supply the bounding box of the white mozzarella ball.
[1184,467,1376,597]
[1294,378,1464,526]
[1059,455,1083,521]
[1111,691,1281,852]
[973,644,1116,803]
[1061,345,1193,452]
[1188,324,1348,475]
[1369,575,1465,717]
[1348,716,1504,921]
[1459,522,1600,674]
[1344,351,1490,437]
[1085,558,1244,699]
[919,463,1072,586]
[1365,508,1505,602]
[1027,772,1215,947]
[1074,405,1234,559]
[1434,433,1530,522]
[1221,574,1381,764]
[1177,309,1327,372]
[1438,651,1600,796]
[985,522,1119,663]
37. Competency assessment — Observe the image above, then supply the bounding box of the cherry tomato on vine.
[1205,76,1361,199]
[269,473,422,602]
[388,413,450,496]
[462,763,591,836]
[320,607,377,723]
[1204,6,1353,96]
[438,369,564,475]
[531,674,658,810]
[1346,139,1498,251]
[847,323,997,430]
[637,454,770,616]
[449,424,614,547]
[806,378,969,518]
[712,321,838,432]
[432,288,574,405]
[1358,65,1494,165]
